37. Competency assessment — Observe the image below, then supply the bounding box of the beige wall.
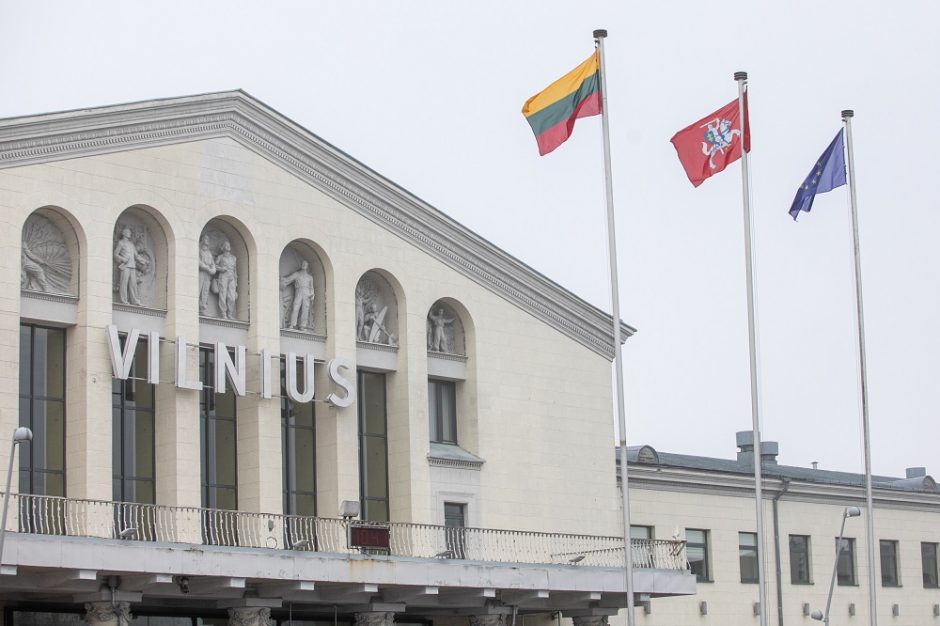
[0,137,620,535]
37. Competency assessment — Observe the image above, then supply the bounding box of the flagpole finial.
[734,71,748,81]
[593,29,607,39]
[842,109,855,119]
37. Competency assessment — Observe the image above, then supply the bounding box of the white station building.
[0,92,694,626]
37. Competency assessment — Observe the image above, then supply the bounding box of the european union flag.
[789,129,847,220]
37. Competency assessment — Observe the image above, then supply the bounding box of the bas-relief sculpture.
[280,260,315,331]
[427,306,456,353]
[355,278,396,345]
[21,214,73,295]
[198,230,240,320]
[112,223,154,306]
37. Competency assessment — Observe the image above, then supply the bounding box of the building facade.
[0,93,692,626]
[622,434,940,626]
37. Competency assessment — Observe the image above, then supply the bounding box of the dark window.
[428,379,457,444]
[836,537,857,586]
[281,358,316,517]
[789,535,812,584]
[630,525,653,540]
[739,531,759,583]
[880,540,900,587]
[686,529,710,582]
[112,334,155,505]
[358,370,389,522]
[922,542,939,588]
[199,347,237,511]
[444,502,466,559]
[18,324,66,497]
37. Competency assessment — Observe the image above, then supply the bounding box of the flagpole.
[593,29,636,626]
[842,109,878,626]
[734,70,769,626]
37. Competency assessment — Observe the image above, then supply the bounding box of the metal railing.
[4,492,687,570]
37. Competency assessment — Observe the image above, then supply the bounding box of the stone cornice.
[0,91,634,360]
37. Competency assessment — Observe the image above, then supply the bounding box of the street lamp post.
[812,506,862,625]
[0,427,33,566]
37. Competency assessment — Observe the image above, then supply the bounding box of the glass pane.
[214,486,237,511]
[739,532,758,583]
[880,541,899,586]
[686,529,704,544]
[128,479,155,504]
[34,471,64,497]
[215,388,236,419]
[427,381,439,441]
[630,525,652,540]
[365,437,388,497]
[33,327,65,398]
[292,428,316,492]
[36,401,65,471]
[790,535,810,584]
[364,499,388,522]
[292,493,317,517]
[132,412,155,479]
[923,543,939,588]
[441,382,456,442]
[444,503,465,527]
[837,538,855,585]
[213,419,237,487]
[361,372,386,435]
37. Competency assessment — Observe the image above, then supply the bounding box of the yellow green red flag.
[522,51,601,155]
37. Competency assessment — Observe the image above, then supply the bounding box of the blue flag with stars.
[789,128,847,220]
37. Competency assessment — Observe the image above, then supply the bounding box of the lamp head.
[846,506,862,518]
[12,427,32,444]
[339,500,361,519]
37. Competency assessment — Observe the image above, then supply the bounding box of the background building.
[0,92,691,626]
[622,433,940,626]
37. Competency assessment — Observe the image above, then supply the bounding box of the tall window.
[789,535,812,584]
[739,532,759,583]
[281,358,316,516]
[686,529,710,582]
[922,542,939,588]
[19,324,66,497]
[112,334,155,504]
[199,348,237,511]
[444,502,466,559]
[358,371,389,522]
[836,537,857,586]
[880,540,900,587]
[428,379,456,444]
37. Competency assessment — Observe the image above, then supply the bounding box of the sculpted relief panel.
[355,273,398,346]
[21,212,74,296]
[427,300,465,355]
[112,217,156,307]
[279,244,326,334]
[198,222,248,322]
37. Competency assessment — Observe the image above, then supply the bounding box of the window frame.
[738,531,759,584]
[686,528,711,582]
[836,536,857,586]
[880,539,901,587]
[280,357,317,517]
[199,346,238,511]
[922,542,939,589]
[111,333,156,505]
[358,370,390,522]
[788,534,813,585]
[427,378,457,444]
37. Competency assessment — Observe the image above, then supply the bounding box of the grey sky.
[1,1,936,476]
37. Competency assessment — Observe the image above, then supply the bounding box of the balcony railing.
[4,493,687,571]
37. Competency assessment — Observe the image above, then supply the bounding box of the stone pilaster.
[571,617,608,626]
[469,616,506,626]
[354,612,396,626]
[228,607,273,626]
[84,602,132,626]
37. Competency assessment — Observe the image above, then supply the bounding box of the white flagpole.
[593,29,636,626]
[842,108,878,626]
[734,70,769,626]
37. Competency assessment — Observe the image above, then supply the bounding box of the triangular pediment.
[0,90,632,359]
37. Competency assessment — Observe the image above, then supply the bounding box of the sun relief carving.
[21,213,73,295]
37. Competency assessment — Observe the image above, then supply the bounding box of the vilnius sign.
[106,325,354,407]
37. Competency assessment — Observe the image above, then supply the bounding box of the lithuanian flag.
[522,51,601,156]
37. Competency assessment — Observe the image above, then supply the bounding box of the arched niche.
[198,218,250,322]
[112,206,168,310]
[355,270,399,345]
[21,207,79,297]
[278,241,328,334]
[426,299,467,356]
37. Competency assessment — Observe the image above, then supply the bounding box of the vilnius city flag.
[671,97,750,187]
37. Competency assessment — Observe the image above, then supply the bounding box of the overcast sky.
[1,1,936,476]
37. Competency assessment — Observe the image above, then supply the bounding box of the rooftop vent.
[906,467,927,479]
[736,431,779,465]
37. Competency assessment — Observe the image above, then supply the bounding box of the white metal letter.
[285,352,316,404]
[326,357,354,408]
[214,343,247,396]
[106,325,140,380]
[147,331,160,385]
